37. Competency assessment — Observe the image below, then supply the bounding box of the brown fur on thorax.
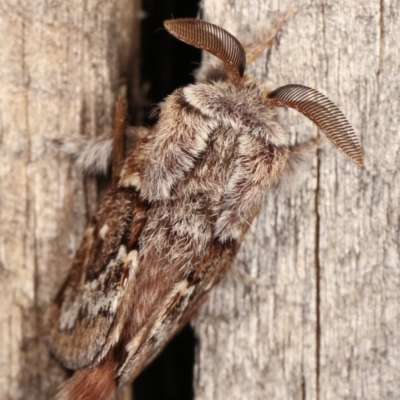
[47,74,289,395]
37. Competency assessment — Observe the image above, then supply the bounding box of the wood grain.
[194,1,400,399]
[0,0,139,398]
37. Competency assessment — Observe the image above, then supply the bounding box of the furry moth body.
[47,16,363,400]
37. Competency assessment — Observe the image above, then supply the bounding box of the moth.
[46,16,363,400]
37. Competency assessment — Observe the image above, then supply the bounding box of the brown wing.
[46,187,148,370]
[116,236,240,384]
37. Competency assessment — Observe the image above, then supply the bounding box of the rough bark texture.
[194,1,400,399]
[0,0,139,399]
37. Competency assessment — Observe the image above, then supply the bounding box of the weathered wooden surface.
[0,0,138,398]
[194,1,400,399]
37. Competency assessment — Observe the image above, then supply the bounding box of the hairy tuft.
[56,362,117,400]
[277,138,319,194]
[51,127,148,175]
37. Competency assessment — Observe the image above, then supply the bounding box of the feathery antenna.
[164,19,246,85]
[268,84,363,166]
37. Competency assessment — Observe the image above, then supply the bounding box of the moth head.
[164,18,363,166]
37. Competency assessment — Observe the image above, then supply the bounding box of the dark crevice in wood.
[314,147,321,400]
[132,1,201,399]
[301,372,306,400]
[377,0,385,77]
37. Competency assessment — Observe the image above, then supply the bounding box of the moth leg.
[125,126,150,148]
[112,95,126,181]
[112,95,127,186]
[244,6,296,65]
[215,135,288,242]
[50,126,149,176]
[231,263,262,285]
[277,138,320,193]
